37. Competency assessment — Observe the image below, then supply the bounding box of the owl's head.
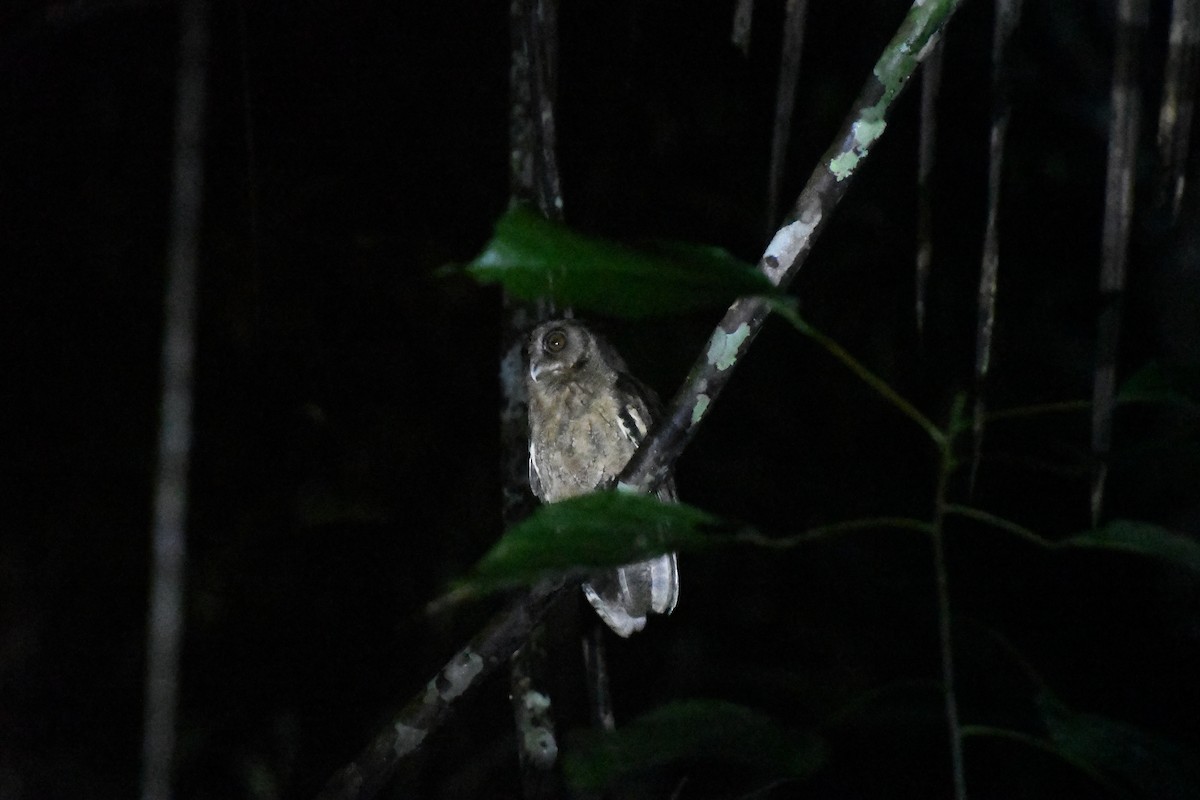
[527,319,625,384]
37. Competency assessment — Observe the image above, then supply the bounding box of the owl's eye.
[543,329,568,354]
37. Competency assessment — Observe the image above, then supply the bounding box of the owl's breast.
[528,382,636,502]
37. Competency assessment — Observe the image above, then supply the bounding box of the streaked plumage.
[525,319,679,637]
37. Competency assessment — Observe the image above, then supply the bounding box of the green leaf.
[460,492,722,593]
[460,205,778,317]
[563,699,826,791]
[1116,362,1200,412]
[1061,520,1200,577]
[1038,692,1200,799]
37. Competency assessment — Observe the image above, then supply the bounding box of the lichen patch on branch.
[762,214,820,284]
[392,723,426,755]
[706,323,752,371]
[426,650,485,704]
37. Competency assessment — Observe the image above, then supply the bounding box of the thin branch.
[140,1,208,799]
[916,36,944,339]
[1156,0,1200,222]
[1091,0,1148,526]
[984,399,1090,423]
[766,0,810,233]
[581,624,616,731]
[970,0,1023,498]
[943,503,1052,547]
[235,0,263,351]
[509,0,563,223]
[730,0,755,57]
[616,0,964,497]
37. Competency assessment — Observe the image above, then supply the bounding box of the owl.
[525,319,679,637]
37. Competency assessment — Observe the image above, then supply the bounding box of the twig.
[959,726,1123,795]
[1091,0,1148,525]
[916,35,943,339]
[581,623,616,731]
[140,1,208,799]
[983,399,1089,423]
[781,311,944,444]
[1156,0,1200,222]
[766,0,810,233]
[969,0,1024,498]
[235,0,263,350]
[734,516,933,549]
[943,503,1051,547]
[730,0,755,56]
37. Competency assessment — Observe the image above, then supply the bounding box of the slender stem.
[734,516,933,549]
[1155,0,1200,221]
[581,623,616,731]
[984,400,1090,423]
[943,503,1053,547]
[916,36,943,340]
[141,3,207,799]
[932,396,967,800]
[970,0,1025,498]
[766,0,810,233]
[959,726,1123,794]
[795,318,945,446]
[1092,0,1148,525]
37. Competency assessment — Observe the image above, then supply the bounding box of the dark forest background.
[3,0,1200,798]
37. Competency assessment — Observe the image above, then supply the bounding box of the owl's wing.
[527,443,544,500]
[613,372,677,502]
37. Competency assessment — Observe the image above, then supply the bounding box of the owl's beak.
[529,360,563,383]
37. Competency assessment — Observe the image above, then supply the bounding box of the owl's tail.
[583,552,679,637]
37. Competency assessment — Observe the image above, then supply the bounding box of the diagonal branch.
[315,579,572,800]
[617,0,964,496]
